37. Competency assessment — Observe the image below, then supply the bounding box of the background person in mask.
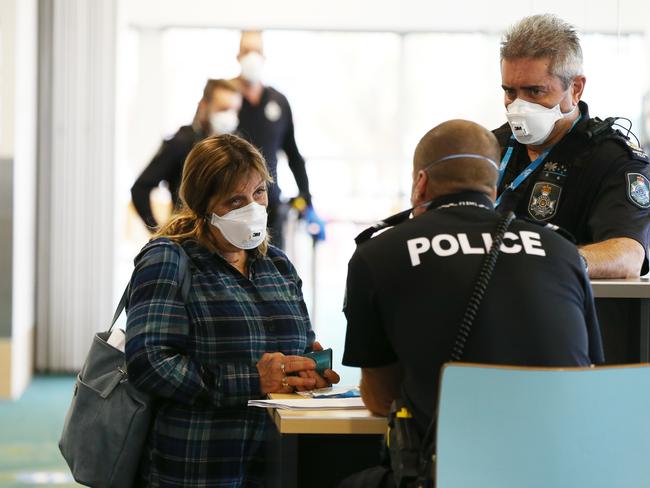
[494,14,650,280]
[131,78,241,231]
[126,133,340,487]
[232,30,324,249]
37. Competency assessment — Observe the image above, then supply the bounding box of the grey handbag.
[59,244,192,487]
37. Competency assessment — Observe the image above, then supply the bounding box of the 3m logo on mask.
[511,123,527,134]
[406,231,546,266]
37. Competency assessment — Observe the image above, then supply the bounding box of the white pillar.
[36,0,118,371]
[0,0,38,399]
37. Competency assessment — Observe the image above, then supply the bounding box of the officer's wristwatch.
[579,252,589,274]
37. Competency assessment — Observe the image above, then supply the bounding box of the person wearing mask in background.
[131,78,242,231]
[340,120,603,487]
[232,30,325,249]
[494,14,650,279]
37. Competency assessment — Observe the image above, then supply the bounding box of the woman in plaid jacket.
[125,134,339,487]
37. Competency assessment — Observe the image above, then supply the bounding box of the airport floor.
[0,376,79,487]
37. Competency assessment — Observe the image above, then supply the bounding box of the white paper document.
[247,397,366,410]
[107,328,126,352]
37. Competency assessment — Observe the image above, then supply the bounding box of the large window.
[116,28,645,384]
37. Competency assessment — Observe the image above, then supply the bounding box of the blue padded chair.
[435,363,650,488]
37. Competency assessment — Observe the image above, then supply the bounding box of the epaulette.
[615,136,649,162]
[521,217,577,244]
[585,117,649,162]
[354,207,413,245]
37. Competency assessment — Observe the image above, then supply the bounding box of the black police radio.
[586,116,643,149]
[585,116,616,140]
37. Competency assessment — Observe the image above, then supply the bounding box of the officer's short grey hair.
[500,14,583,90]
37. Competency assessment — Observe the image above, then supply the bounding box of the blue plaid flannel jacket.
[125,238,314,487]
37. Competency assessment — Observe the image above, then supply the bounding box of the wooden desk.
[269,393,387,435]
[265,394,387,488]
[591,277,650,299]
[591,278,650,362]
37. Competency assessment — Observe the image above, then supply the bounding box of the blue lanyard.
[495,143,550,206]
[495,114,582,206]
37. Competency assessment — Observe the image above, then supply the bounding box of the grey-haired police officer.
[342,120,604,445]
[496,14,650,279]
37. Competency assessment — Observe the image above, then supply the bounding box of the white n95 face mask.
[209,110,239,135]
[209,201,268,250]
[505,98,576,145]
[239,52,265,84]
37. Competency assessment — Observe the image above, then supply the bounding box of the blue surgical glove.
[305,205,326,242]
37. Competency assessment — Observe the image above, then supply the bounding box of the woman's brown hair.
[154,134,273,254]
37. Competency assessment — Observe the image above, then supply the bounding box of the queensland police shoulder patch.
[627,172,650,208]
[528,182,562,221]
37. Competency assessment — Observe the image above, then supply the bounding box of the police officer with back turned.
[495,14,650,279]
[342,120,604,460]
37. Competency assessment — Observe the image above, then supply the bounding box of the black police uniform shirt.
[494,100,650,273]
[237,86,311,209]
[131,125,205,229]
[342,191,604,435]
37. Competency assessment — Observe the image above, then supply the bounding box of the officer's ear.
[570,75,586,104]
[411,170,429,207]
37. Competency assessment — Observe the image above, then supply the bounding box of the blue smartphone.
[302,348,332,374]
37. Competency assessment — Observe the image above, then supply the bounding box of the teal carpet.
[0,376,80,487]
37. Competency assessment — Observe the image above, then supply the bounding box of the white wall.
[121,0,650,87]
[0,0,38,398]
[123,0,648,33]
[0,0,17,159]
[11,0,37,398]
[36,0,118,372]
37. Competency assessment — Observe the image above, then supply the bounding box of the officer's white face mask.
[239,52,265,84]
[209,201,268,250]
[506,98,577,145]
[209,110,239,135]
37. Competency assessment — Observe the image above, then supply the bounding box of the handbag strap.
[414,211,516,488]
[108,242,193,332]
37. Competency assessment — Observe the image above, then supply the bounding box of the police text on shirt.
[407,231,546,266]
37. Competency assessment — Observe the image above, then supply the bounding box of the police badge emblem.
[528,182,562,220]
[626,172,650,208]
